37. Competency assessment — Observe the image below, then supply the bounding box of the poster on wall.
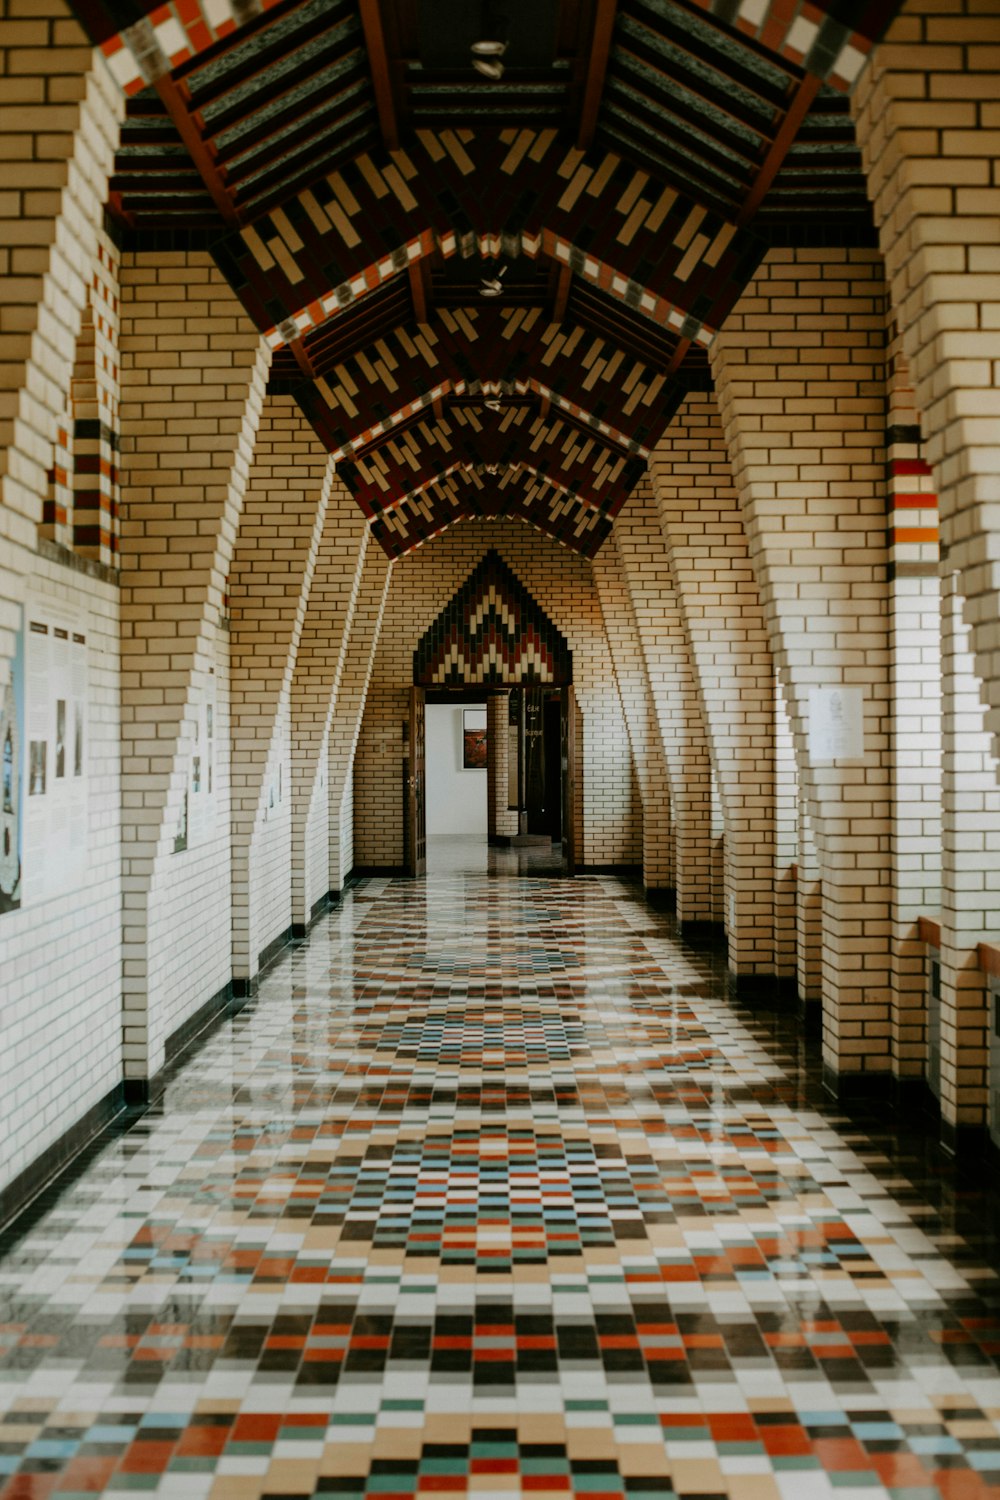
[808,685,865,762]
[0,613,25,914]
[21,607,89,903]
[185,669,217,849]
[463,708,487,769]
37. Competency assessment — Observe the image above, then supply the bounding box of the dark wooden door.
[405,685,426,876]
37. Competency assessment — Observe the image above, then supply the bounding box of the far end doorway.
[420,687,572,877]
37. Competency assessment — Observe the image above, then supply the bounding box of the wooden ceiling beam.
[291,338,316,380]
[359,0,399,150]
[736,73,823,226]
[616,39,772,139]
[552,264,572,322]
[577,0,616,150]
[409,257,432,323]
[151,74,241,227]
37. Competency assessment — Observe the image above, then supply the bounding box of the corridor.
[1,875,999,1500]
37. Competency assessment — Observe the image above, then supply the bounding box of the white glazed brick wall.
[289,482,370,923]
[354,522,640,870]
[886,332,942,1078]
[613,482,714,923]
[0,5,123,684]
[339,762,355,891]
[229,396,330,973]
[304,725,331,917]
[246,693,292,967]
[141,631,233,1059]
[327,542,391,895]
[651,393,777,975]
[117,250,269,1079]
[939,569,1000,1128]
[0,560,122,1197]
[852,1,1000,768]
[712,247,894,1079]
[774,677,798,983]
[592,532,674,890]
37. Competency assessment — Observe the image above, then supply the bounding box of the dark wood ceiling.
[78,0,899,556]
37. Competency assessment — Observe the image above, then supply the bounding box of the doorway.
[408,685,575,877]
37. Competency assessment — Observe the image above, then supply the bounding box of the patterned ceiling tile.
[210,131,765,349]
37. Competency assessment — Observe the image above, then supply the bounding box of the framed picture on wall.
[463,708,487,769]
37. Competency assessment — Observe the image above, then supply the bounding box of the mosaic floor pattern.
[2,874,1000,1498]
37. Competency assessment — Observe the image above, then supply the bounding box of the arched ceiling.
[79,0,901,557]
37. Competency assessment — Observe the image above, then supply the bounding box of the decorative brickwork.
[651,394,777,977]
[117,251,270,1080]
[414,550,573,689]
[852,2,1000,1133]
[356,526,638,872]
[613,483,715,927]
[288,483,372,927]
[592,535,675,892]
[228,397,331,980]
[713,247,894,1082]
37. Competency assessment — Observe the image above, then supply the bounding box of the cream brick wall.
[592,533,674,890]
[853,1,1000,755]
[713,247,894,1080]
[229,395,331,974]
[327,540,391,895]
[0,5,123,680]
[613,482,714,924]
[117,250,270,1079]
[355,522,640,870]
[853,3,1000,1130]
[651,394,777,976]
[0,559,122,1197]
[774,679,798,984]
[886,332,942,1078]
[288,482,370,923]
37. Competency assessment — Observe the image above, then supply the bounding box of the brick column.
[593,533,674,896]
[853,3,1000,1136]
[228,396,333,981]
[327,540,392,896]
[853,2,1000,757]
[712,247,893,1088]
[0,3,123,674]
[118,251,270,1083]
[886,330,942,1083]
[939,570,997,1141]
[288,482,371,928]
[774,678,798,987]
[614,482,714,929]
[651,393,776,981]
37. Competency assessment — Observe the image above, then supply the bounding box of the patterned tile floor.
[2,874,1000,1498]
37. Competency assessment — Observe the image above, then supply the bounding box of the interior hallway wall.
[355,522,640,871]
[426,703,488,836]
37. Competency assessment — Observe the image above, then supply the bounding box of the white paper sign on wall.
[808,685,865,762]
[22,608,89,902]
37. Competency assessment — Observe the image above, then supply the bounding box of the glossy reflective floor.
[2,874,1000,1498]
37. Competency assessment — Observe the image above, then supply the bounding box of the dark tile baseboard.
[0,1082,130,1252]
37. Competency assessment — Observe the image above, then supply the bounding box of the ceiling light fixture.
[479,265,507,298]
[471,2,509,79]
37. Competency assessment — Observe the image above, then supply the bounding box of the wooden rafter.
[578,0,616,149]
[552,265,572,322]
[359,0,398,150]
[151,75,240,227]
[409,258,431,323]
[736,73,823,226]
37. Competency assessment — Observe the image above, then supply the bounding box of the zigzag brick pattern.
[211,131,764,352]
[413,550,572,687]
